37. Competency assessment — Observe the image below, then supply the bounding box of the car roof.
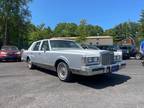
[34,39,74,43]
[1,45,18,47]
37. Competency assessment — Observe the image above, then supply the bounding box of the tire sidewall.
[135,53,141,60]
[57,62,71,81]
[27,58,33,69]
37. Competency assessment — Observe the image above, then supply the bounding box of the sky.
[29,0,144,30]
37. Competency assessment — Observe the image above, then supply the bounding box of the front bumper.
[71,61,126,76]
[0,55,21,61]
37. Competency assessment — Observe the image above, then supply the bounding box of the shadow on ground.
[36,68,131,89]
[74,73,131,89]
[36,67,58,77]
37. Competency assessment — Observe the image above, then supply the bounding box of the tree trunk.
[3,17,8,45]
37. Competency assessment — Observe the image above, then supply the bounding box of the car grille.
[101,52,114,65]
[7,52,15,56]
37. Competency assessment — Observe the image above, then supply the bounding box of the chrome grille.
[101,52,114,65]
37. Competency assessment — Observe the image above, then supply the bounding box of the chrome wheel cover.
[136,54,141,60]
[57,62,68,80]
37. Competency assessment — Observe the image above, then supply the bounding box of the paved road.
[0,60,144,108]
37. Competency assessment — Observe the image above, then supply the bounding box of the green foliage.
[53,20,104,43]
[54,23,78,37]
[103,29,116,42]
[139,10,144,38]
[76,19,104,43]
[104,22,139,42]
[0,1,143,48]
[139,10,144,23]
[115,22,139,39]
[76,19,88,43]
[0,0,32,48]
[28,23,52,45]
[103,29,115,36]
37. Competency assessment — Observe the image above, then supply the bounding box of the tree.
[0,0,32,48]
[54,23,78,37]
[103,29,115,36]
[28,23,52,45]
[139,10,144,23]
[108,22,139,42]
[103,28,116,42]
[82,24,103,36]
[76,19,88,43]
[139,10,144,37]
[80,19,87,25]
[76,19,104,43]
[92,25,104,36]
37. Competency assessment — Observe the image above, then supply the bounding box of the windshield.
[1,46,19,51]
[120,46,128,50]
[97,45,119,51]
[87,45,99,50]
[50,40,82,50]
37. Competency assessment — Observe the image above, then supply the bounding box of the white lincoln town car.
[22,39,126,81]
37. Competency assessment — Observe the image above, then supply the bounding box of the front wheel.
[57,62,72,82]
[27,58,35,69]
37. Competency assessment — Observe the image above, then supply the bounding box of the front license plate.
[111,65,119,72]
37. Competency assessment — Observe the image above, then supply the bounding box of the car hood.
[52,49,107,57]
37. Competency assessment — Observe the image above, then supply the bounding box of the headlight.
[0,51,7,55]
[82,57,100,65]
[127,50,129,53]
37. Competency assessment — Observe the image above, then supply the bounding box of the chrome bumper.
[72,61,126,76]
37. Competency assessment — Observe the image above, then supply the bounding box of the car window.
[81,44,88,49]
[97,46,103,49]
[101,46,107,50]
[88,45,99,50]
[107,46,116,51]
[40,41,49,51]
[33,42,41,51]
[1,46,18,51]
[50,40,82,50]
[120,46,128,49]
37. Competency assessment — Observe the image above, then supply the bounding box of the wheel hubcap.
[57,63,68,80]
[136,54,140,59]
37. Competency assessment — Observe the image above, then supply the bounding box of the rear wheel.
[27,58,35,69]
[56,62,72,82]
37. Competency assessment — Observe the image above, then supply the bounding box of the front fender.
[55,56,70,66]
